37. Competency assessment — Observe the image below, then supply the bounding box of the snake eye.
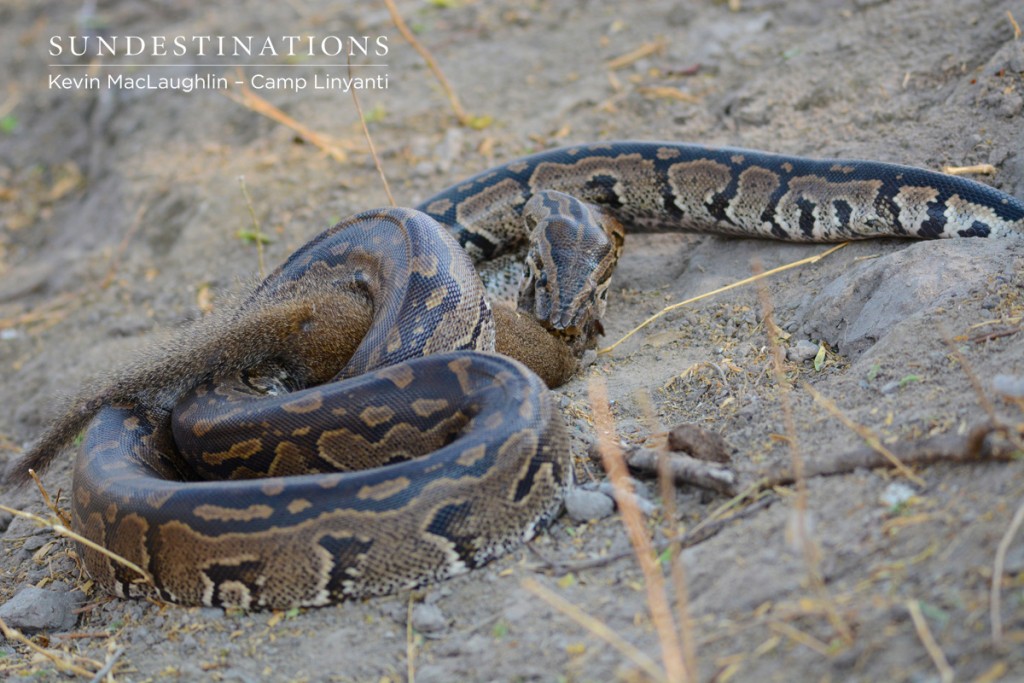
[537,271,548,289]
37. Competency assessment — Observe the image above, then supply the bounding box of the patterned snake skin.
[17,141,1023,610]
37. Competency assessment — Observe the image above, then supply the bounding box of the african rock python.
[15,141,1024,610]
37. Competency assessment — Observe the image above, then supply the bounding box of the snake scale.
[12,141,1024,609]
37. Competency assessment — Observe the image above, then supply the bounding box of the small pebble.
[595,482,658,515]
[992,374,1024,399]
[411,603,448,634]
[880,482,917,509]
[564,488,615,521]
[879,380,901,395]
[787,339,819,362]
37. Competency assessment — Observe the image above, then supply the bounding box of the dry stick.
[636,393,698,681]
[238,176,266,278]
[223,78,353,163]
[0,503,152,587]
[605,38,667,70]
[88,645,126,683]
[942,163,997,176]
[0,616,99,678]
[907,600,954,683]
[590,378,689,683]
[599,243,849,355]
[756,271,853,645]
[1008,9,1022,40]
[764,421,1015,485]
[348,55,396,207]
[767,620,833,657]
[803,384,926,487]
[991,497,1024,646]
[522,577,667,683]
[30,469,71,527]
[382,0,473,127]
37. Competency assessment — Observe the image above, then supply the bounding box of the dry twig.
[348,56,395,207]
[599,243,848,355]
[590,378,689,682]
[907,600,954,683]
[804,383,926,487]
[223,78,354,163]
[942,163,997,176]
[0,616,100,678]
[991,497,1024,646]
[383,0,485,128]
[605,39,666,70]
[0,503,152,587]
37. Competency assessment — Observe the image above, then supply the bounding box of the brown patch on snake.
[317,420,458,472]
[201,438,262,467]
[425,198,453,215]
[484,411,505,430]
[105,513,151,587]
[777,176,886,238]
[456,444,487,467]
[270,442,312,478]
[282,393,323,414]
[945,194,1016,235]
[446,356,476,395]
[411,398,449,418]
[412,252,440,277]
[666,158,732,225]
[454,177,527,257]
[357,477,411,501]
[376,364,415,389]
[194,503,275,522]
[893,185,940,234]
[530,154,664,215]
[260,482,285,496]
[425,285,449,310]
[287,498,312,514]
[360,405,395,428]
[725,166,781,236]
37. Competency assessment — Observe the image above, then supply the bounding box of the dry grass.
[599,243,848,355]
[589,377,692,682]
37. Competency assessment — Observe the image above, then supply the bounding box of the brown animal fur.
[493,302,578,389]
[8,288,374,485]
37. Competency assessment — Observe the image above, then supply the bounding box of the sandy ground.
[1,0,1023,681]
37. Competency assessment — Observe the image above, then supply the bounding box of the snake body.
[419,141,1022,298]
[19,141,1024,609]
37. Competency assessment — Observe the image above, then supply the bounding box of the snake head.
[517,190,624,352]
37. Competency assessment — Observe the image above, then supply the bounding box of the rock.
[880,482,917,509]
[564,487,615,521]
[787,339,820,362]
[993,374,1024,400]
[667,423,731,463]
[595,482,658,515]
[795,240,1005,357]
[0,586,84,633]
[410,603,448,635]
